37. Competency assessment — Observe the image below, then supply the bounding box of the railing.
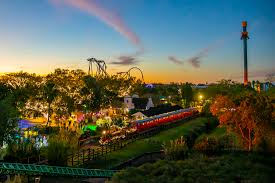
[0,162,117,178]
[67,115,197,167]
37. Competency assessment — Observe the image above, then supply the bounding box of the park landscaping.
[87,117,218,169]
[109,153,275,183]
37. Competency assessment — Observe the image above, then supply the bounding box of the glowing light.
[199,95,203,100]
[102,130,106,135]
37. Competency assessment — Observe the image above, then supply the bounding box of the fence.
[67,116,197,167]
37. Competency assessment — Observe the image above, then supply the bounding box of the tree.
[210,94,273,151]
[0,97,18,148]
[0,82,11,100]
[43,81,58,126]
[46,69,86,116]
[81,75,102,112]
[0,72,43,115]
[181,82,193,107]
[113,117,124,127]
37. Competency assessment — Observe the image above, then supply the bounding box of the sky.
[0,0,274,83]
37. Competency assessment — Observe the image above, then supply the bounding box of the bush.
[183,118,219,149]
[201,101,212,117]
[255,134,275,153]
[193,134,235,154]
[3,140,40,162]
[109,154,275,183]
[47,130,78,166]
[162,136,188,160]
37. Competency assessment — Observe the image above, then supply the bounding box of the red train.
[99,108,198,145]
[134,107,198,131]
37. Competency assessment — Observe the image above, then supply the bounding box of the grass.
[195,125,241,148]
[206,127,227,137]
[87,117,210,169]
[196,126,227,141]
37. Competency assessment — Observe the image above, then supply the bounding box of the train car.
[134,107,198,131]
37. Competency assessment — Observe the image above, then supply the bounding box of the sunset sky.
[0,0,274,83]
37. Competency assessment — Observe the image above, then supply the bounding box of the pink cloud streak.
[50,0,141,47]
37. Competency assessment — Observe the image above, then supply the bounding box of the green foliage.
[110,154,275,183]
[4,140,40,162]
[47,130,78,166]
[81,75,103,112]
[162,136,188,160]
[0,82,11,100]
[0,97,19,147]
[203,79,255,100]
[182,118,218,149]
[43,80,58,125]
[181,82,193,107]
[266,86,275,99]
[113,117,124,127]
[201,101,212,117]
[96,118,112,128]
[193,135,235,153]
[255,131,275,152]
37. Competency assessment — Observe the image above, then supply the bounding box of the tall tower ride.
[241,21,249,86]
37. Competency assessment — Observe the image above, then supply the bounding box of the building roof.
[132,98,149,110]
[140,104,183,117]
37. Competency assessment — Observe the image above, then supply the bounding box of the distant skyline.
[0,0,274,83]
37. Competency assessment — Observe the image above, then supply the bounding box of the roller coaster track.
[117,67,144,83]
[0,162,116,178]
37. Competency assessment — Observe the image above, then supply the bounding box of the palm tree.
[43,81,58,126]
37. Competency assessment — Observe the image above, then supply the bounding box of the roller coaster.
[86,58,144,83]
[87,58,108,76]
[117,67,145,83]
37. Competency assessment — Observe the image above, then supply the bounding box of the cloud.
[186,39,226,68]
[186,48,210,68]
[187,57,201,68]
[50,0,141,47]
[110,49,145,66]
[110,56,139,65]
[168,56,184,65]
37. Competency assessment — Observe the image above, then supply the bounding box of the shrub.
[109,154,275,183]
[201,101,212,117]
[255,134,275,153]
[193,134,235,154]
[183,118,218,149]
[47,130,78,166]
[162,136,188,160]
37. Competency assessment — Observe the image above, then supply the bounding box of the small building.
[124,94,154,112]
[132,105,183,119]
